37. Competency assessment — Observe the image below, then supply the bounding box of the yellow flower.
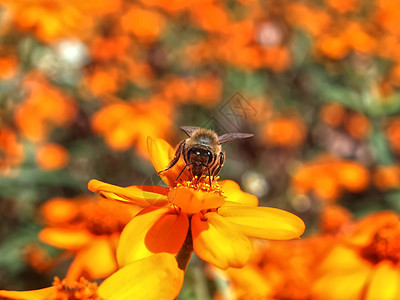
[89,137,305,270]
[0,253,184,300]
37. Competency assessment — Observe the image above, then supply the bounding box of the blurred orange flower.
[320,103,371,139]
[314,211,400,300]
[0,127,24,175]
[2,0,121,42]
[36,143,69,170]
[38,196,140,280]
[161,74,222,106]
[15,74,77,142]
[0,55,18,80]
[292,156,370,202]
[0,253,184,300]
[120,5,165,43]
[288,3,332,37]
[89,137,305,270]
[373,165,400,191]
[263,116,307,148]
[320,102,346,128]
[84,65,124,96]
[91,99,174,157]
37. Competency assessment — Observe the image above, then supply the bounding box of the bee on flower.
[88,128,305,275]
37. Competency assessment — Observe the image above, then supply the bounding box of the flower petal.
[147,137,191,187]
[219,180,258,206]
[192,212,253,269]
[313,245,372,300]
[88,179,169,207]
[117,207,188,267]
[366,261,400,300]
[98,253,184,300]
[313,266,371,300]
[66,236,118,280]
[168,187,225,214]
[218,206,305,240]
[39,228,92,250]
[0,287,56,300]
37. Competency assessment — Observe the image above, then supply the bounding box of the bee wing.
[218,133,254,145]
[180,126,201,137]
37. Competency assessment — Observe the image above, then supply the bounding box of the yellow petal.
[147,137,191,187]
[366,261,400,300]
[117,207,188,267]
[313,245,372,300]
[218,206,305,240]
[317,245,370,275]
[39,228,92,250]
[313,267,371,300]
[0,287,56,300]
[219,180,258,206]
[88,179,169,206]
[98,253,184,300]
[192,212,253,269]
[168,187,225,214]
[66,236,118,280]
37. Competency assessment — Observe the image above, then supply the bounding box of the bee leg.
[206,166,212,186]
[210,151,225,180]
[175,162,193,182]
[157,140,185,174]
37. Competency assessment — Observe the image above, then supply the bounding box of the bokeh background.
[1,0,400,298]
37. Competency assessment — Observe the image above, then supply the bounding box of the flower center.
[176,176,223,195]
[53,277,99,300]
[167,177,225,215]
[361,221,400,265]
[82,200,135,235]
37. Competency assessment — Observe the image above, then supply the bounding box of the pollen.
[176,176,223,196]
[361,221,400,265]
[53,277,99,300]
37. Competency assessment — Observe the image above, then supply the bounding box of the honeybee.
[158,126,253,184]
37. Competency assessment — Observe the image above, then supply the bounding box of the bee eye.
[196,150,201,156]
[206,151,212,157]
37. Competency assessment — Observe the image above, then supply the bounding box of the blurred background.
[1,0,400,299]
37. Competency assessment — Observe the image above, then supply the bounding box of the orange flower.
[316,33,349,60]
[314,211,400,300]
[320,102,346,128]
[39,196,140,280]
[0,127,24,175]
[263,116,307,148]
[89,137,305,270]
[287,3,332,37]
[90,35,131,62]
[1,0,121,42]
[0,253,184,300]
[373,165,400,191]
[36,143,69,170]
[83,65,123,96]
[120,5,165,43]
[292,156,370,202]
[0,55,18,80]
[15,73,77,142]
[160,74,222,106]
[91,99,174,157]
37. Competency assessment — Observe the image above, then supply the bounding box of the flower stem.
[176,216,194,271]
